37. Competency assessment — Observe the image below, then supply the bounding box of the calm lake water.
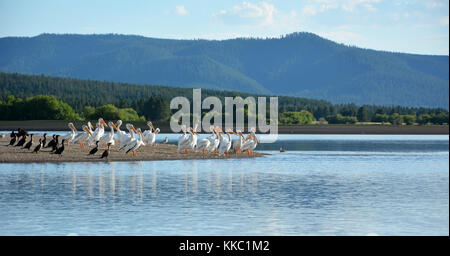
[0,134,448,236]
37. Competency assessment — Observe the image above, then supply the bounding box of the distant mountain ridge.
[0,32,448,108]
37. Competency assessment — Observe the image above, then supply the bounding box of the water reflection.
[0,135,448,235]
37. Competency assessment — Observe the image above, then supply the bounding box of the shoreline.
[0,136,264,164]
[0,120,448,135]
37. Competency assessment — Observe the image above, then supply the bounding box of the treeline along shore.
[0,121,448,135]
[1,72,449,129]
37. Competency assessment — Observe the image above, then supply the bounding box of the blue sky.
[0,0,448,55]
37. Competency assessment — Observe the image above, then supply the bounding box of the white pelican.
[125,128,145,156]
[89,118,108,146]
[178,126,196,153]
[205,126,216,145]
[72,125,92,149]
[61,123,77,146]
[196,127,211,154]
[188,126,199,152]
[207,126,221,153]
[177,125,189,153]
[119,125,137,151]
[118,124,135,150]
[114,120,127,146]
[99,121,117,148]
[241,129,258,156]
[142,121,153,144]
[249,128,259,152]
[232,130,245,153]
[149,125,160,146]
[218,129,234,157]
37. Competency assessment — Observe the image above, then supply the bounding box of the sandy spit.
[0,136,264,164]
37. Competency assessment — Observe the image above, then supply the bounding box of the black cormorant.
[89,141,99,155]
[23,134,34,150]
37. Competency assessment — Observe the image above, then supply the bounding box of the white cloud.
[175,5,188,15]
[301,2,340,16]
[341,0,380,12]
[226,1,276,26]
[215,1,299,30]
[301,5,318,16]
[440,16,449,26]
[301,0,380,15]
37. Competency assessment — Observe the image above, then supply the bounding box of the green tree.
[326,114,357,124]
[86,104,144,121]
[141,96,170,121]
[402,114,416,125]
[372,113,390,122]
[82,106,96,120]
[94,104,120,120]
[417,114,432,125]
[357,106,369,122]
[279,110,315,125]
[23,95,79,120]
[389,113,403,125]
[430,112,449,125]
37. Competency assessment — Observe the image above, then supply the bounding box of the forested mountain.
[0,33,448,108]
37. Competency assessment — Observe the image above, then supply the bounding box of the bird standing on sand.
[51,135,60,152]
[8,133,17,146]
[15,134,27,147]
[33,139,42,153]
[89,141,99,155]
[41,133,47,148]
[53,139,65,156]
[61,123,77,146]
[45,135,56,148]
[125,128,145,156]
[23,134,34,150]
[100,143,111,159]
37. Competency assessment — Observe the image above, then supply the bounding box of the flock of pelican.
[6,118,259,159]
[177,124,259,157]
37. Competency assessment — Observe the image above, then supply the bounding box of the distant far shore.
[0,120,448,135]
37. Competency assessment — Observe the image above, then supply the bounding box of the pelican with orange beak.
[188,124,199,152]
[178,126,195,154]
[197,127,212,154]
[143,121,154,144]
[61,122,77,147]
[72,125,93,149]
[207,126,220,154]
[119,125,137,151]
[232,130,245,154]
[241,128,258,156]
[99,121,117,148]
[218,129,235,157]
[90,118,108,145]
[125,128,145,156]
[177,125,188,153]
[114,120,126,146]
[148,122,160,146]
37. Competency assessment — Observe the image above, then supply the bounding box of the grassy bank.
[0,120,448,134]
